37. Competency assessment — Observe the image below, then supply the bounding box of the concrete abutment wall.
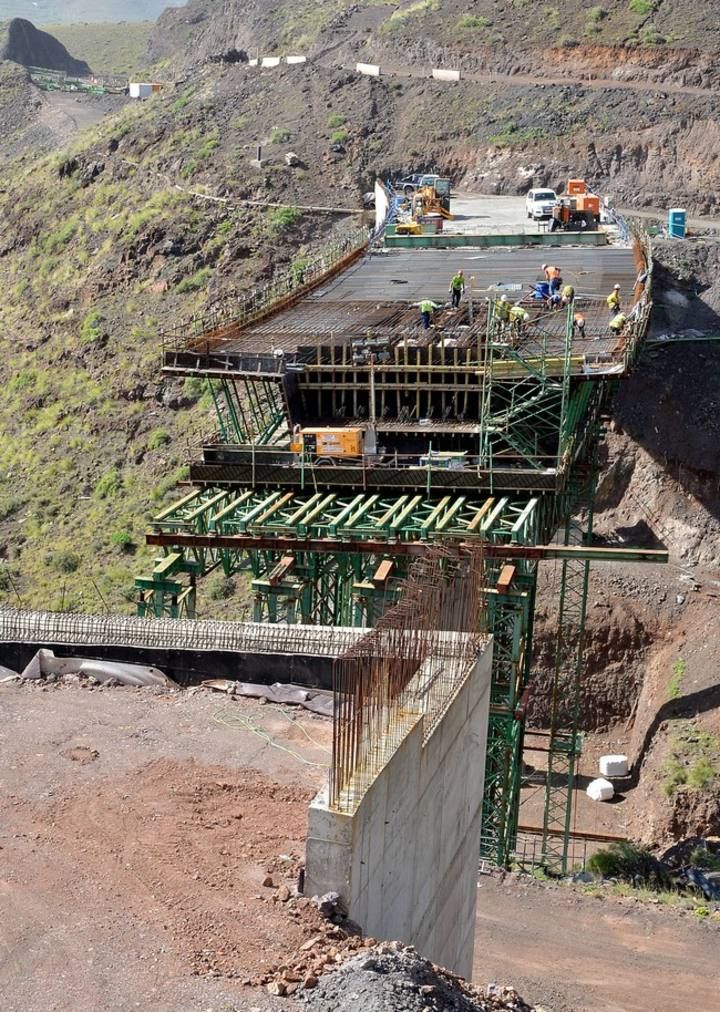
[305,644,492,978]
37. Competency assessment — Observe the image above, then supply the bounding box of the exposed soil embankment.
[531,239,720,844]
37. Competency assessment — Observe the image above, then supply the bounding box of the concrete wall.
[305,644,492,978]
[385,231,608,249]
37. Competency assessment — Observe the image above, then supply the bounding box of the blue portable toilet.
[668,207,687,238]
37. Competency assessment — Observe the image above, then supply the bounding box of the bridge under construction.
[135,219,664,871]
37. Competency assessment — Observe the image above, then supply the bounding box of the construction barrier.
[356,62,381,77]
[261,56,282,68]
[432,68,461,82]
[286,55,307,64]
[248,58,258,66]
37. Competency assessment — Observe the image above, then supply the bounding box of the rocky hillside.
[146,0,720,212]
[1,17,91,75]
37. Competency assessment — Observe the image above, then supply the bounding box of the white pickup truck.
[525,187,558,220]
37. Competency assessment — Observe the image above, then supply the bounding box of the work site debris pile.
[253,882,532,1009]
[300,946,534,1011]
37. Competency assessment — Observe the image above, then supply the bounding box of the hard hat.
[541,263,548,270]
[500,295,508,302]
[458,269,464,274]
[614,283,620,289]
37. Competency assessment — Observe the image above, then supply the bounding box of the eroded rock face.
[0,18,91,76]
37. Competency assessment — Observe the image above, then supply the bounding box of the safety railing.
[161,224,370,353]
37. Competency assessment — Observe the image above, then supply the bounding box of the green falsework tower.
[136,236,659,871]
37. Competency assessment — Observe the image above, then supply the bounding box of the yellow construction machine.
[411,177,454,220]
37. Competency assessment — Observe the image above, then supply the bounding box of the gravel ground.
[302,947,532,1012]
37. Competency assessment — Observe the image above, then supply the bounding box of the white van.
[526,187,558,220]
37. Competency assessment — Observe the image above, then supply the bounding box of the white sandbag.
[599,754,629,778]
[586,777,615,802]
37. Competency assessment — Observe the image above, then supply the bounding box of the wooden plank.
[372,559,394,587]
[269,555,295,586]
[496,564,516,594]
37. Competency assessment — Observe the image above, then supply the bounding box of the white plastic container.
[599,754,629,778]
[587,778,615,802]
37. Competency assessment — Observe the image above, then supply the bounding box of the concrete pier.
[305,642,492,978]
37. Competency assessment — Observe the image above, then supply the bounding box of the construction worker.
[507,304,530,349]
[606,284,621,312]
[542,263,562,293]
[561,284,575,305]
[572,311,586,337]
[495,294,511,322]
[609,311,627,334]
[449,269,465,309]
[418,298,440,329]
[509,304,530,327]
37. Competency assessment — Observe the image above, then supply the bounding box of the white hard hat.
[500,295,508,302]
[541,263,548,270]
[614,283,620,289]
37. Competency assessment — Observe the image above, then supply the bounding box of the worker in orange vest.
[542,263,562,293]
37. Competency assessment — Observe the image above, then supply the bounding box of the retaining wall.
[305,643,492,978]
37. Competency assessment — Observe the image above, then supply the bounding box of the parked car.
[525,187,558,220]
[395,173,444,197]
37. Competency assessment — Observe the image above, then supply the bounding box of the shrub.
[196,135,220,160]
[94,467,121,499]
[687,758,716,790]
[330,128,349,144]
[639,24,666,44]
[183,376,206,401]
[668,657,686,699]
[110,530,135,554]
[327,113,346,128]
[291,257,310,285]
[663,756,687,796]
[269,126,292,144]
[176,267,212,293]
[458,13,489,28]
[10,369,37,392]
[267,207,301,232]
[588,841,671,889]
[545,6,561,29]
[210,577,236,600]
[629,0,654,12]
[44,216,79,253]
[153,465,189,502]
[147,428,171,450]
[49,549,81,574]
[80,309,103,344]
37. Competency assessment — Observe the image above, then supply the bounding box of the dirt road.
[474,875,718,1012]
[0,682,331,1011]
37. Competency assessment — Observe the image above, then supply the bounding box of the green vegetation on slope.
[0,78,335,616]
[41,21,154,76]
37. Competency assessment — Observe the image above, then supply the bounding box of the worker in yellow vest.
[418,298,440,329]
[561,284,575,305]
[606,284,621,312]
[495,294,511,322]
[449,270,465,308]
[609,312,627,334]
